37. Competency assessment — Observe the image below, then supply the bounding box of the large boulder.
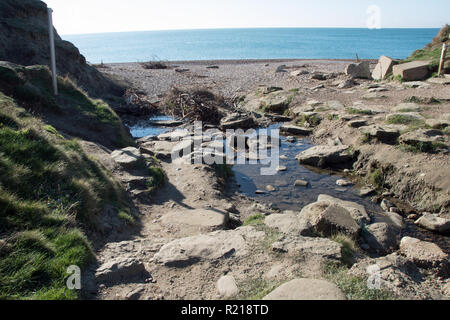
[345,61,371,79]
[264,214,315,236]
[372,56,395,80]
[399,237,448,270]
[95,257,147,284]
[415,213,450,234]
[300,201,361,238]
[296,145,353,168]
[359,125,400,144]
[317,194,370,226]
[260,91,292,113]
[111,147,142,169]
[217,275,239,298]
[393,61,430,81]
[263,278,346,300]
[362,222,401,254]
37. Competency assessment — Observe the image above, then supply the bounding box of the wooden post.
[356,53,360,62]
[438,43,447,76]
[48,8,58,96]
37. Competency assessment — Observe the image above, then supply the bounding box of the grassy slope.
[0,65,132,299]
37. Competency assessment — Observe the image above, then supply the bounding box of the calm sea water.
[63,28,439,64]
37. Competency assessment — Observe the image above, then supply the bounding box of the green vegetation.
[403,46,443,70]
[331,233,357,266]
[0,74,131,299]
[399,141,447,154]
[296,113,321,127]
[243,213,265,226]
[146,166,166,190]
[213,163,234,179]
[369,169,384,190]
[322,261,394,300]
[386,114,426,127]
[404,96,441,105]
[327,114,339,121]
[236,278,284,300]
[346,108,374,115]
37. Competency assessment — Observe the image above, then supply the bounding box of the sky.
[43,0,450,35]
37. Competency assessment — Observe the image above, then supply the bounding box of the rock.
[277,166,287,172]
[260,91,292,113]
[380,199,394,211]
[124,286,146,300]
[292,105,315,115]
[393,61,430,81]
[264,214,315,237]
[153,227,264,267]
[300,201,361,238]
[399,237,448,270]
[111,147,142,168]
[427,77,450,85]
[136,135,157,144]
[263,278,346,300]
[362,92,386,100]
[327,100,345,110]
[359,187,375,197]
[275,65,287,72]
[264,86,283,94]
[255,189,266,194]
[160,209,229,232]
[157,130,190,141]
[337,79,355,89]
[311,72,326,80]
[95,257,146,284]
[345,61,371,79]
[348,119,367,128]
[272,236,342,260]
[415,213,450,234]
[402,81,431,88]
[280,125,313,136]
[265,185,276,192]
[220,117,254,130]
[360,125,400,144]
[372,55,395,80]
[392,102,422,113]
[294,179,309,187]
[141,140,176,159]
[296,145,353,168]
[290,70,309,77]
[363,222,400,254]
[336,179,352,186]
[317,194,370,226]
[425,119,449,130]
[217,275,239,298]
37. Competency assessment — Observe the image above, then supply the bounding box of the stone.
[292,105,315,115]
[300,201,361,238]
[427,77,450,85]
[359,187,375,197]
[372,56,395,80]
[294,179,309,187]
[272,236,342,260]
[311,72,326,80]
[415,213,450,234]
[290,70,309,77]
[260,91,292,113]
[360,125,400,144]
[392,102,422,113]
[220,117,254,130]
[399,129,445,152]
[363,222,400,254]
[399,237,448,269]
[296,145,353,168]
[217,275,239,298]
[264,86,283,94]
[264,214,315,237]
[95,257,146,284]
[393,61,430,81]
[336,179,352,186]
[345,61,371,79]
[275,65,287,72]
[111,147,142,168]
[153,227,264,267]
[265,185,276,192]
[380,199,394,211]
[280,125,313,136]
[157,130,190,141]
[141,140,176,159]
[277,166,287,172]
[263,278,346,300]
[317,194,370,226]
[160,209,229,232]
[402,81,430,88]
[337,79,355,89]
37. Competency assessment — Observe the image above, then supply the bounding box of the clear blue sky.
[43,0,449,35]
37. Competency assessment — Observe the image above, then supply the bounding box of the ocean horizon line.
[61,26,442,37]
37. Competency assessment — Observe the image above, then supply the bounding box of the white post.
[48,8,58,96]
[438,43,447,76]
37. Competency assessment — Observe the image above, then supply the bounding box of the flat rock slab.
[95,257,147,284]
[372,55,395,80]
[360,125,400,144]
[153,227,264,268]
[111,147,142,168]
[264,214,314,237]
[160,209,229,232]
[263,278,346,300]
[415,213,450,234]
[280,125,313,136]
[400,237,448,269]
[393,61,430,81]
[296,145,352,168]
[272,236,342,260]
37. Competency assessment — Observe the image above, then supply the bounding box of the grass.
[146,166,166,190]
[399,141,447,154]
[296,113,321,127]
[346,108,374,115]
[322,261,394,300]
[235,278,285,300]
[243,213,265,226]
[369,169,385,190]
[403,46,443,70]
[386,114,426,127]
[0,83,131,299]
[331,233,357,266]
[404,96,441,105]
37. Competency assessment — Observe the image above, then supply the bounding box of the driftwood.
[115,88,158,115]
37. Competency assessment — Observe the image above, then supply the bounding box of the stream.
[124,115,449,253]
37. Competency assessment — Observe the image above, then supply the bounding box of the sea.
[62,28,439,64]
